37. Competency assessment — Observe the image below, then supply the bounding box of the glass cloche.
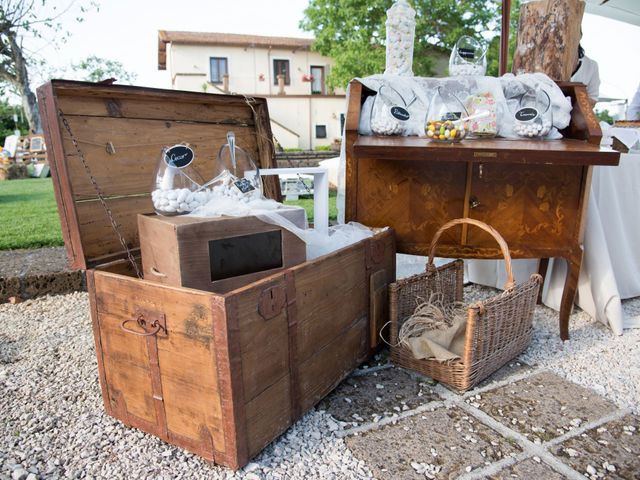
[200,131,263,201]
[151,143,205,216]
[449,36,487,76]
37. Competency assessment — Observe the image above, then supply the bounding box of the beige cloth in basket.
[405,316,467,361]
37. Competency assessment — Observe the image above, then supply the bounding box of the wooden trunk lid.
[37,80,280,270]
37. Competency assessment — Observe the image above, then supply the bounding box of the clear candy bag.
[465,92,498,138]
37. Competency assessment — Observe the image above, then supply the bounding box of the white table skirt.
[466,153,640,335]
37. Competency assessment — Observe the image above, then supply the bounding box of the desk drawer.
[466,163,584,253]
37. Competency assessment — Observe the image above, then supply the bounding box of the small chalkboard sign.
[164,144,194,168]
[234,178,257,194]
[390,106,410,121]
[458,48,475,60]
[442,111,462,121]
[515,107,539,122]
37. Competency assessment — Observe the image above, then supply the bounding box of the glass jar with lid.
[384,0,416,76]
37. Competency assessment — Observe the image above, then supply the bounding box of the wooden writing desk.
[345,80,621,340]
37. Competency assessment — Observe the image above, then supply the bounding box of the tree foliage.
[486,0,520,76]
[0,0,98,132]
[596,109,614,125]
[0,99,28,145]
[301,0,520,89]
[72,55,136,84]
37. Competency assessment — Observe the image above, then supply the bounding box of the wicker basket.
[389,218,542,393]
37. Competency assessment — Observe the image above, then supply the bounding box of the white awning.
[584,0,640,27]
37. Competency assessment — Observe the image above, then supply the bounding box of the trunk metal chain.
[58,109,143,278]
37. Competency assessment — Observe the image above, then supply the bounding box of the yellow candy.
[450,128,457,138]
[439,134,445,140]
[428,125,435,132]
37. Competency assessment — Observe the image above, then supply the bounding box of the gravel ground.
[521,296,640,413]
[1,290,639,479]
[0,293,370,480]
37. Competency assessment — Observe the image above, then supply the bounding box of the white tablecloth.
[467,153,640,335]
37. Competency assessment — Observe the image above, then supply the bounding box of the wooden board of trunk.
[37,80,281,270]
[87,228,396,469]
[512,0,585,81]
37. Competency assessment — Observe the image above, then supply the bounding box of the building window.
[210,57,228,84]
[315,125,327,139]
[310,66,325,94]
[273,59,290,85]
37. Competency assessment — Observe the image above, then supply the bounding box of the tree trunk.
[512,0,585,81]
[19,83,41,134]
[7,31,42,133]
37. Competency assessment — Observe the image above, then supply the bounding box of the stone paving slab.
[318,366,440,427]
[345,406,521,479]
[472,360,534,391]
[486,458,567,479]
[552,414,640,480]
[474,371,618,443]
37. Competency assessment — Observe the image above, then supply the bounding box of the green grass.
[0,178,63,250]
[283,190,338,223]
[0,178,338,250]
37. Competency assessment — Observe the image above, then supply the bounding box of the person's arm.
[586,60,600,107]
[628,84,640,120]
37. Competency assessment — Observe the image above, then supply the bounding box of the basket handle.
[427,218,515,291]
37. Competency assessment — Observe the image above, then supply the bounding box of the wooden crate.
[37,80,396,469]
[138,213,307,293]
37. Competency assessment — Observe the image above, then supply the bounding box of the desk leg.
[537,258,549,304]
[559,249,583,341]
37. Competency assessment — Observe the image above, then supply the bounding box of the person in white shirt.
[628,83,640,120]
[571,44,600,106]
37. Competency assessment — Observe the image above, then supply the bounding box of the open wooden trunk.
[37,80,396,469]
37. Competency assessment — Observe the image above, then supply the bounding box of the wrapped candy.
[465,92,498,138]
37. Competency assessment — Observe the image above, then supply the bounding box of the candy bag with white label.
[151,143,205,216]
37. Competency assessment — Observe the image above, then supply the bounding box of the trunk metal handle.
[121,315,166,337]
